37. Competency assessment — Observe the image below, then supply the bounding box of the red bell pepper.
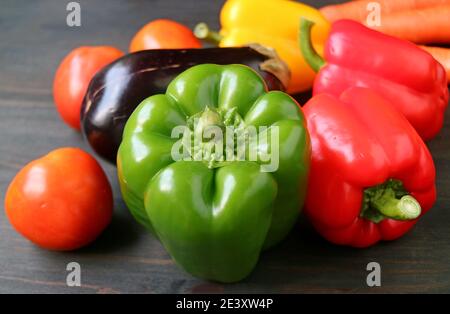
[300,19,448,141]
[303,87,436,248]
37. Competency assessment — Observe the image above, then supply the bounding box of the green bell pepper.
[117,64,310,282]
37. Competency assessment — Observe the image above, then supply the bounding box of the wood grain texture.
[0,0,449,294]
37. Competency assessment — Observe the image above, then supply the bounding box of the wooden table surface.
[1,0,449,294]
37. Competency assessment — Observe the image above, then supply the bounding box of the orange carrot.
[368,5,450,44]
[320,0,450,23]
[420,45,450,82]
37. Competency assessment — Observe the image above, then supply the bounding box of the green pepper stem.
[194,23,223,45]
[371,193,421,220]
[194,107,224,141]
[299,18,325,72]
[198,107,223,128]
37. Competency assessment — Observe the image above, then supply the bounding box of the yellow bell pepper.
[195,0,330,94]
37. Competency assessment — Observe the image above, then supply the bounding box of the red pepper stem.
[194,23,223,45]
[361,179,421,223]
[371,193,421,221]
[299,18,325,72]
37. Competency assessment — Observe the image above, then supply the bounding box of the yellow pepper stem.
[194,23,223,45]
[299,18,325,72]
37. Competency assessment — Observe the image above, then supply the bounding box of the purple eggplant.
[80,45,290,163]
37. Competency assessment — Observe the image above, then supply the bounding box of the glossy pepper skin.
[195,0,329,93]
[300,19,448,141]
[303,87,436,248]
[117,64,310,282]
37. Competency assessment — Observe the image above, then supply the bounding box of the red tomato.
[5,148,113,251]
[53,46,124,130]
[129,19,201,52]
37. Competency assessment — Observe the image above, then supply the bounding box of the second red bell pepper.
[303,87,436,248]
[300,19,448,141]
